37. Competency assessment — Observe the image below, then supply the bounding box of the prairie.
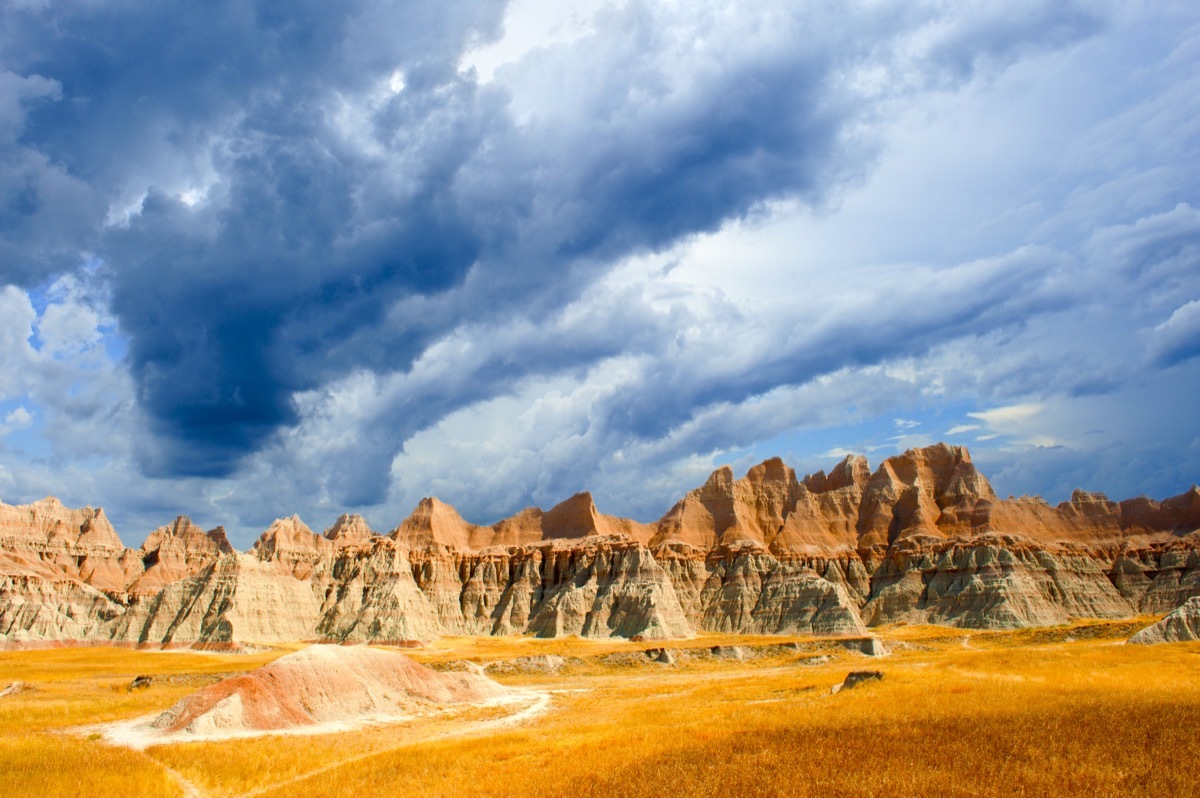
[0,621,1197,798]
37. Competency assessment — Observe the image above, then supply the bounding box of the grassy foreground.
[0,622,1197,798]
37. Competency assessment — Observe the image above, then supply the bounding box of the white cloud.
[459,0,606,83]
[1147,298,1200,366]
[820,447,859,459]
[35,275,105,359]
[968,403,1044,429]
[0,286,36,396]
[946,423,981,435]
[0,406,32,436]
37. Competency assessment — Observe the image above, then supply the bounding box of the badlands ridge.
[1,443,1198,647]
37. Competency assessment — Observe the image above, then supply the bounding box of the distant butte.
[1,443,1197,648]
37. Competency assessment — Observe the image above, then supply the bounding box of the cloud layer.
[1,1,1198,545]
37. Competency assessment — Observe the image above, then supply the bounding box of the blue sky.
[1,0,1198,547]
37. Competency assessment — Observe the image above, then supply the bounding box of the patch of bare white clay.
[83,688,550,750]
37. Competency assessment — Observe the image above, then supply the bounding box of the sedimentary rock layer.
[1,444,1197,646]
[149,645,511,736]
[1128,596,1200,644]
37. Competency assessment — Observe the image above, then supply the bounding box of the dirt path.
[139,750,205,798]
[87,684,552,797]
[228,690,552,798]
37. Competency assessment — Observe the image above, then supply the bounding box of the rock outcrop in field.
[148,645,511,737]
[1128,596,1200,644]
[1,444,1198,646]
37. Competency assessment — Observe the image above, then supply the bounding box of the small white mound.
[1129,597,1200,645]
[0,681,34,698]
[98,644,530,747]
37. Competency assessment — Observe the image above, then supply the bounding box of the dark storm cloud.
[0,0,1110,496]
[3,0,508,474]
[0,69,104,283]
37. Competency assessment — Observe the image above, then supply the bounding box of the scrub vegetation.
[1,622,1196,797]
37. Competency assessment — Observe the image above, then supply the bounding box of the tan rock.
[1128,596,1200,644]
[118,554,325,646]
[855,444,996,550]
[652,455,862,554]
[488,506,545,547]
[521,537,690,639]
[250,516,331,579]
[862,536,1133,628]
[323,514,377,547]
[391,497,486,551]
[1120,485,1200,533]
[1,444,1198,645]
[148,645,511,737]
[316,541,444,643]
[1111,535,1200,613]
[0,568,123,644]
[691,544,867,636]
[0,497,130,593]
[127,516,231,597]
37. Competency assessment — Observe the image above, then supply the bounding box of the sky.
[1,0,1199,548]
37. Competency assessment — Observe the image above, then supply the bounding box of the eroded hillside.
[2,444,1198,646]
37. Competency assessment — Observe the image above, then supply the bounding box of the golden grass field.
[1,620,1197,798]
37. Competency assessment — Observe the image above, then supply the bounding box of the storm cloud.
[1,1,1198,543]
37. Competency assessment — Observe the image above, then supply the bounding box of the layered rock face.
[1128,596,1200,644]
[148,645,512,738]
[1,443,1197,647]
[0,497,133,594]
[128,516,233,597]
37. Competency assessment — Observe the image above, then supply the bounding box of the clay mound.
[150,644,512,736]
[0,680,36,698]
[1128,597,1200,644]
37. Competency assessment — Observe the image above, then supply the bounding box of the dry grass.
[0,646,284,797]
[1,623,1197,798]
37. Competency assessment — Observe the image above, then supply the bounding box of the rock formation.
[0,496,134,594]
[147,645,512,737]
[1,443,1198,647]
[128,516,232,597]
[1128,596,1200,644]
[839,670,884,691]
